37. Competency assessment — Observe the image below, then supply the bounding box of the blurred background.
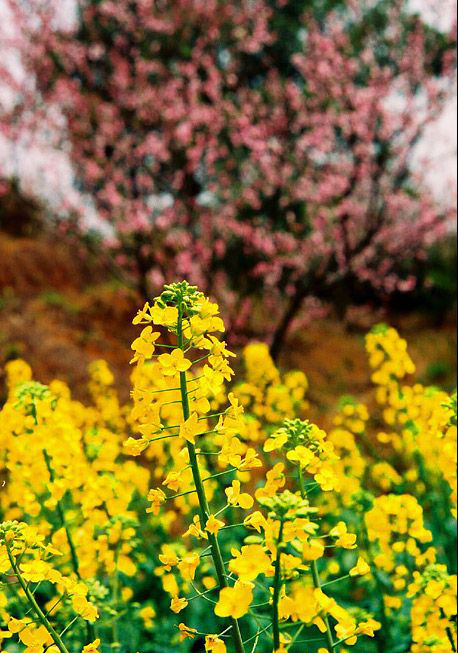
[0,0,456,408]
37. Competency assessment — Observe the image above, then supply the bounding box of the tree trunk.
[134,248,151,302]
[137,271,150,303]
[270,285,306,362]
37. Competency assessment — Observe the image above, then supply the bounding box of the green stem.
[43,450,96,644]
[177,306,245,653]
[286,624,304,650]
[243,624,271,646]
[43,451,80,579]
[311,561,336,652]
[112,545,120,647]
[5,541,70,653]
[298,468,337,652]
[321,574,351,588]
[272,520,284,651]
[360,518,390,653]
[440,608,457,652]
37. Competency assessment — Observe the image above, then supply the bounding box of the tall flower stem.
[360,518,389,653]
[440,608,457,652]
[43,449,96,644]
[43,450,81,579]
[298,468,337,652]
[6,540,71,653]
[32,403,81,582]
[177,306,245,653]
[272,519,284,651]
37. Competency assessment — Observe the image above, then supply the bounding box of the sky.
[408,0,457,204]
[0,0,456,226]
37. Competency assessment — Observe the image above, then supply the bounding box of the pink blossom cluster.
[0,0,456,348]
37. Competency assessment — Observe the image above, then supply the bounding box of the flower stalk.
[5,539,71,653]
[177,304,245,653]
[298,468,337,653]
[43,449,96,644]
[43,450,80,579]
[272,519,284,651]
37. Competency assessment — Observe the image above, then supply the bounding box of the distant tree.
[0,178,43,237]
[1,0,456,355]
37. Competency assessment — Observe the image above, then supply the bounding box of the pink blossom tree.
[1,0,456,355]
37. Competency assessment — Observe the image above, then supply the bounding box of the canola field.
[0,282,455,653]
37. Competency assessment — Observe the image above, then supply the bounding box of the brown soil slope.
[0,232,456,409]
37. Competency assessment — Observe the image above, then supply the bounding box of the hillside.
[0,230,456,410]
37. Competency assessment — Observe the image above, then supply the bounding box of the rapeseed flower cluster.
[0,284,454,653]
[408,564,457,653]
